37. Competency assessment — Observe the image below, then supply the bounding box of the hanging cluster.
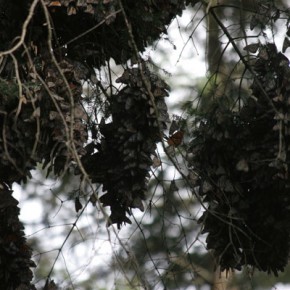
[0,57,89,288]
[83,66,170,228]
[188,44,290,275]
[0,184,36,290]
[0,1,189,286]
[0,58,88,184]
[39,59,89,175]
[38,0,190,67]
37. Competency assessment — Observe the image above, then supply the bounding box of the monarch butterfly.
[167,130,184,147]
[48,1,61,7]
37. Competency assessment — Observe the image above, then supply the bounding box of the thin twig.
[61,9,121,47]
[0,0,40,57]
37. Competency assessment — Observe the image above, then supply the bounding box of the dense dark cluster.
[0,58,88,185]
[0,0,190,187]
[249,0,280,30]
[0,57,89,289]
[82,66,170,228]
[0,0,191,190]
[0,185,36,290]
[39,59,89,176]
[38,0,190,68]
[188,44,290,275]
[0,0,190,287]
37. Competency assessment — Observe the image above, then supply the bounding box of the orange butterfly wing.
[48,1,61,7]
[167,131,184,147]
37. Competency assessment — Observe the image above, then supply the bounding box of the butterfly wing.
[167,130,184,146]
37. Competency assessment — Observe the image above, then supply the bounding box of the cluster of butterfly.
[48,1,78,15]
[47,0,112,15]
